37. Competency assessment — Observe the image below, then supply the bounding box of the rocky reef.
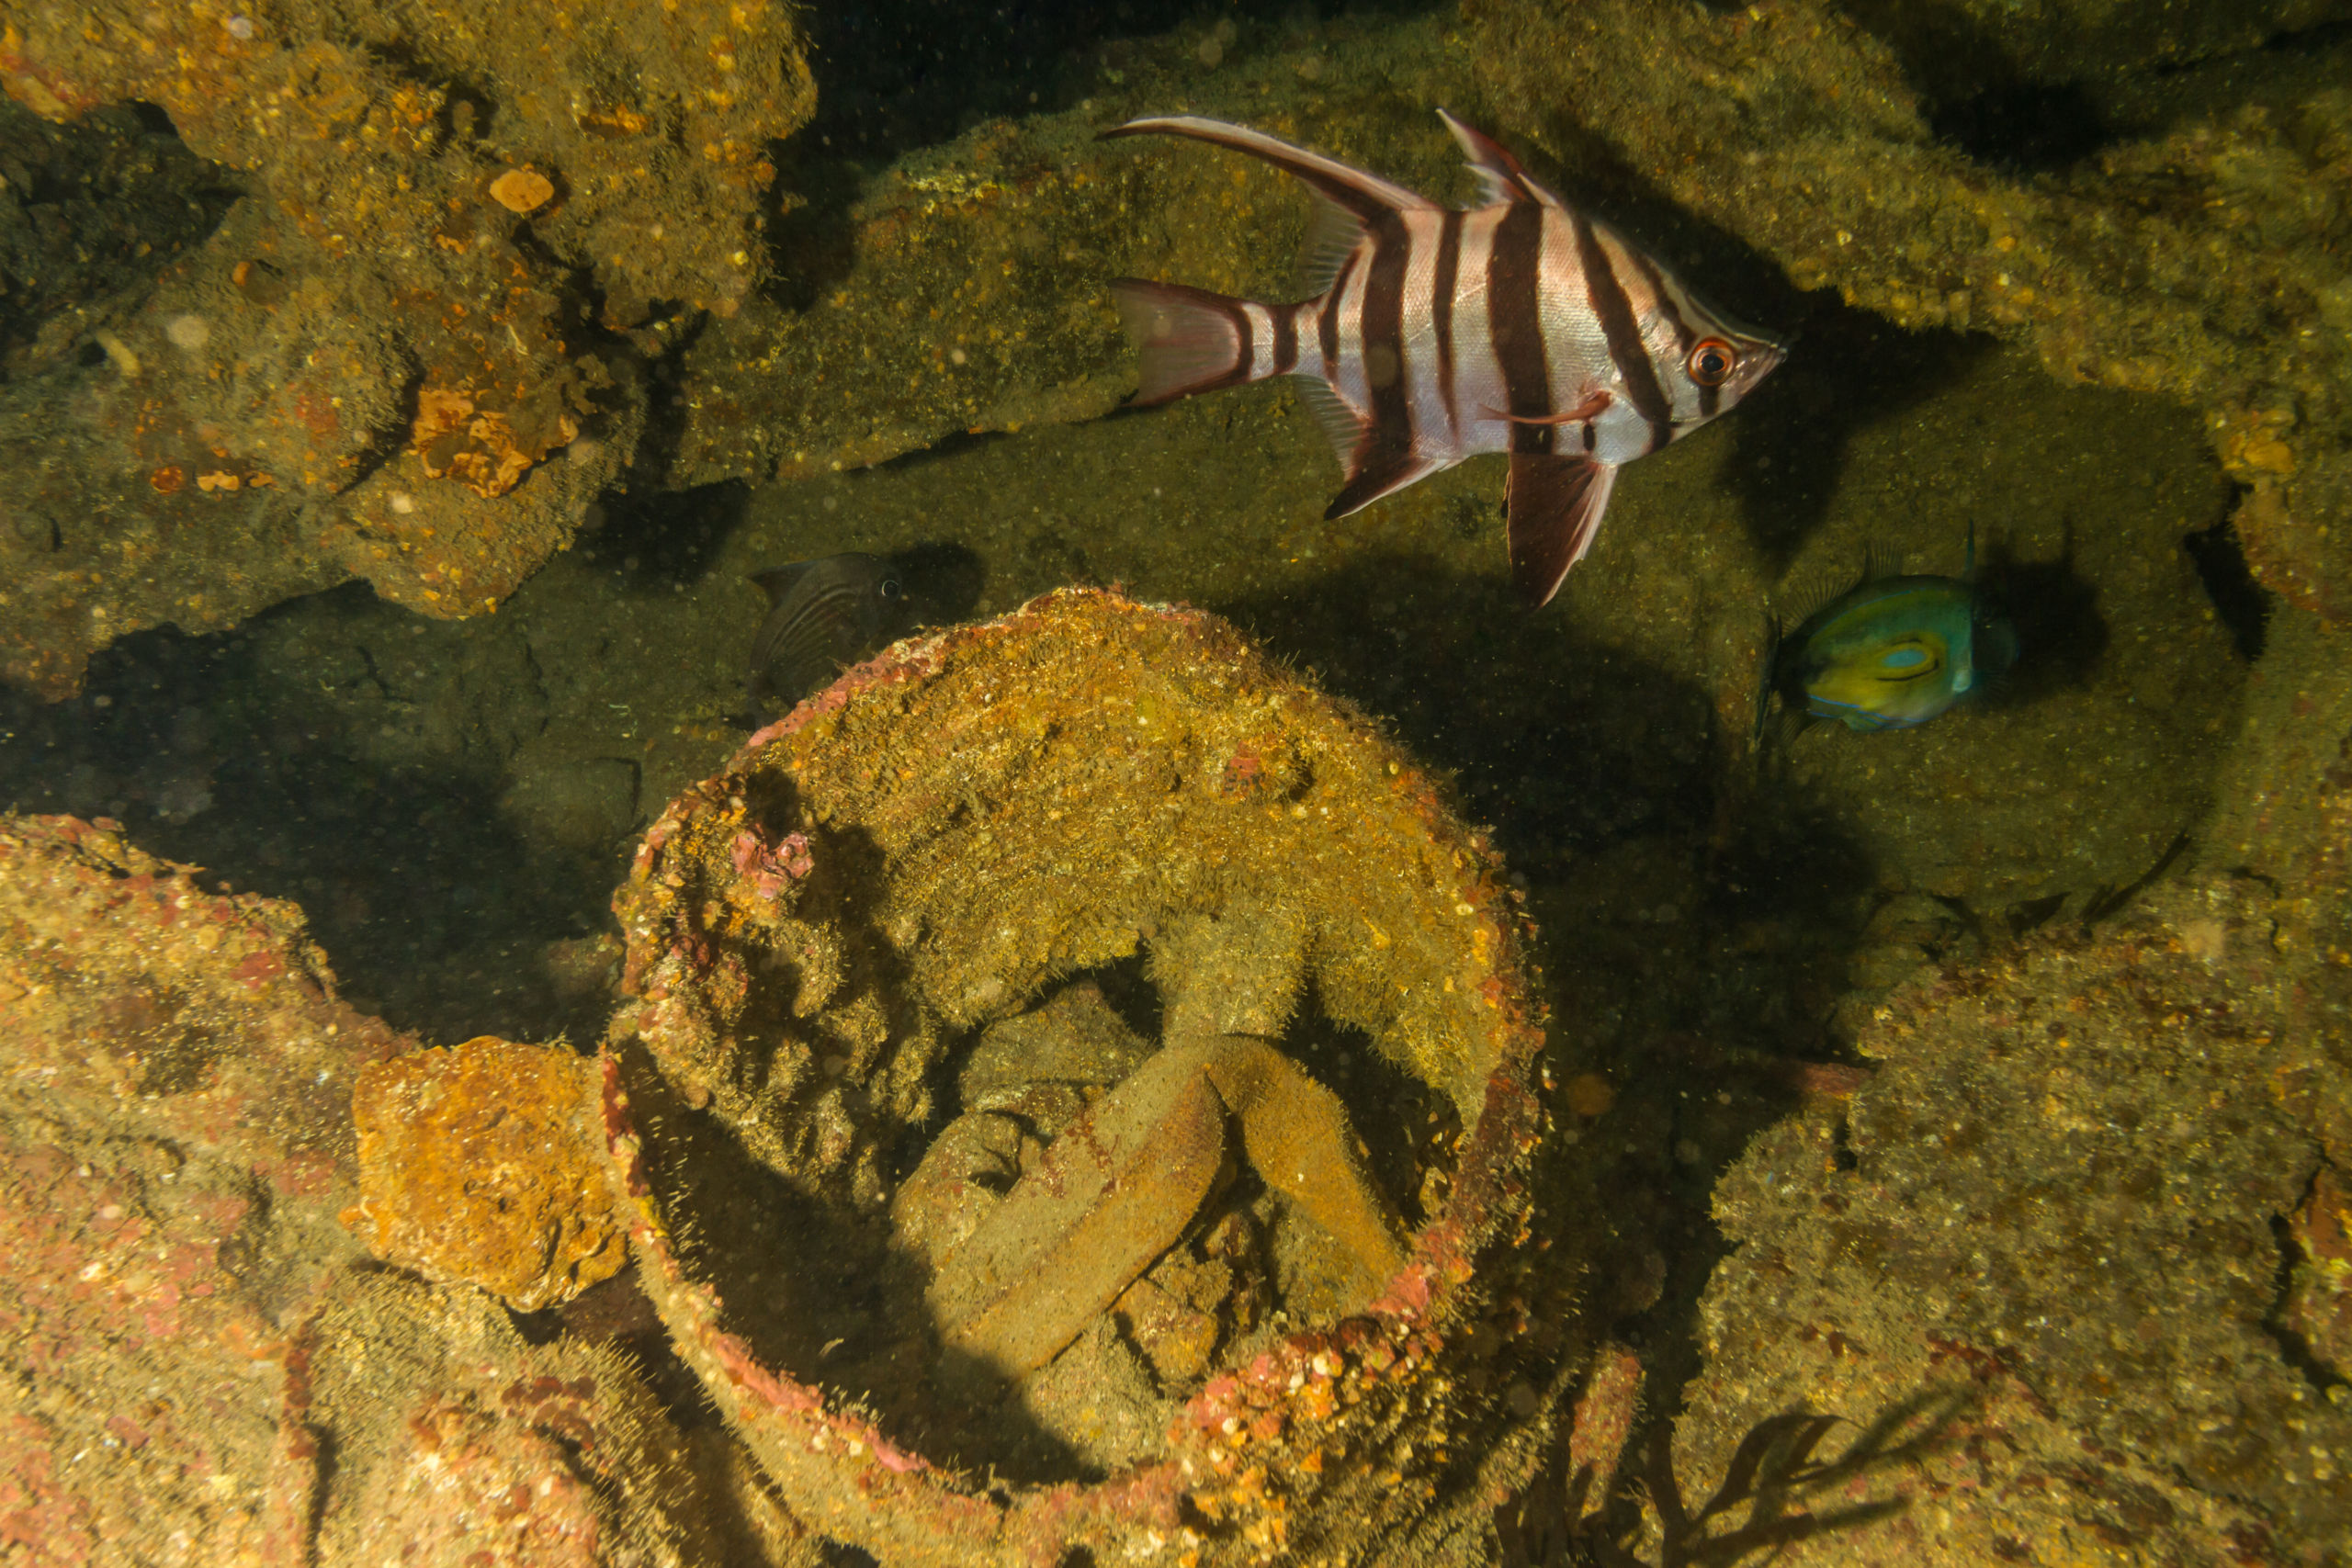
[0,812,829,1565]
[11,0,2347,677]
[0,0,811,695]
[6,1,2352,1562]
[1651,871,2352,1562]
[0,592,1587,1564]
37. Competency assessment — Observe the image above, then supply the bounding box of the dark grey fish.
[745,553,912,714]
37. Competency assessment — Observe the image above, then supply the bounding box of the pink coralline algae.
[730,827,815,900]
[0,813,406,1562]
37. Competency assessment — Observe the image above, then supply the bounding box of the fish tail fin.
[1110,278,1269,405]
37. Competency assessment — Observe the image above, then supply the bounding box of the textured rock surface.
[348,1034,625,1313]
[12,0,2345,694]
[1842,0,2352,94]
[0,811,403,1561]
[1651,873,2351,1562]
[1464,0,2352,619]
[295,1275,773,1568]
[0,811,813,1564]
[0,0,812,694]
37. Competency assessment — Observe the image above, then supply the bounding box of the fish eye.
[1687,337,1736,388]
[880,577,904,599]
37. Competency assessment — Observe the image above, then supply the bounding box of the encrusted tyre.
[605,587,1563,1565]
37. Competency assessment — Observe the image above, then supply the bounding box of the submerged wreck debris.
[0,0,814,695]
[912,1030,1411,1381]
[605,586,1566,1563]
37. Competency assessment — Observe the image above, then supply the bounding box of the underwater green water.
[2,1,2334,1553]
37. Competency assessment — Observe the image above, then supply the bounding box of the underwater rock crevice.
[2183,514,2275,661]
[2262,1201,2352,1396]
[0,97,242,371]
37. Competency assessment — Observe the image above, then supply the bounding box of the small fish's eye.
[1687,337,1736,388]
[880,578,904,599]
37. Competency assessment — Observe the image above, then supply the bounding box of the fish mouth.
[1732,332,1790,398]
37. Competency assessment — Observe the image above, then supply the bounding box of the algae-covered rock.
[1843,0,2352,95]
[0,812,820,1564]
[294,1275,781,1568]
[347,1034,627,1313]
[0,812,401,1561]
[1653,874,2351,1562]
[605,586,1570,1565]
[0,0,813,694]
[1737,350,2245,912]
[1463,0,2352,618]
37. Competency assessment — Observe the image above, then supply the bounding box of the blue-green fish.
[1756,530,2018,741]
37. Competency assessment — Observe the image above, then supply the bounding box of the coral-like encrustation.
[0,0,813,695]
[1653,872,2352,1562]
[0,812,804,1564]
[347,1034,626,1313]
[602,586,1572,1564]
[0,811,403,1560]
[295,1273,763,1568]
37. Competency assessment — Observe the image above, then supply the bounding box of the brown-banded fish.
[1105,111,1785,605]
[744,552,915,716]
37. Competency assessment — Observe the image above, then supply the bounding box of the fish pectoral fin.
[1751,614,1783,748]
[1480,390,1611,427]
[1506,452,1618,607]
[1438,108,1569,210]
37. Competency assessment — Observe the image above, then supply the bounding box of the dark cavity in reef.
[2183,517,2272,662]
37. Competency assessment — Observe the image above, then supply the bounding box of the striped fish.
[744,552,912,715]
[1105,112,1785,606]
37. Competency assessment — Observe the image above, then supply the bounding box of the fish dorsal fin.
[1296,188,1369,297]
[1296,379,1368,471]
[1104,118,1441,291]
[1438,109,1566,209]
[751,562,813,608]
[1506,451,1618,607]
[1103,117,1438,217]
[1777,553,1872,626]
